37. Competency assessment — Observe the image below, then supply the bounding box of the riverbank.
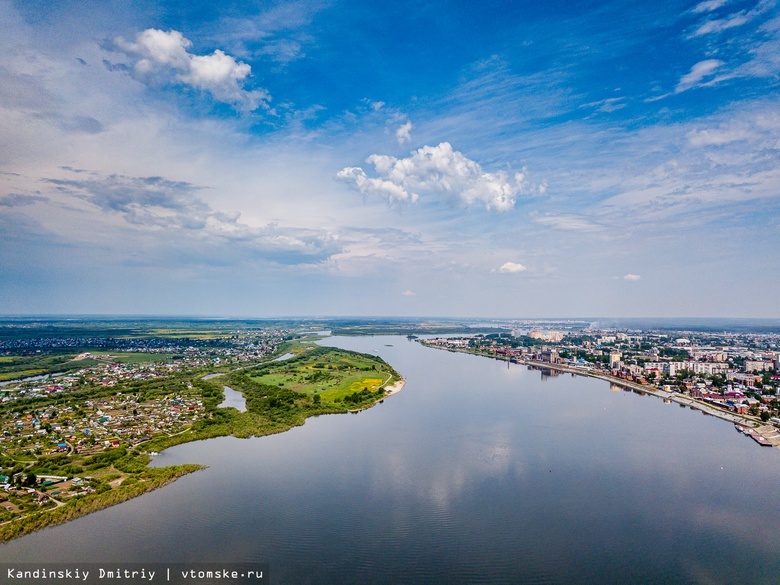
[420,341,780,448]
[384,379,405,396]
[0,464,201,542]
[0,345,404,543]
[346,377,406,413]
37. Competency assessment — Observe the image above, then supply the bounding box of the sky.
[0,0,778,318]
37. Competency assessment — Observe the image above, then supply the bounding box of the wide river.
[2,335,780,584]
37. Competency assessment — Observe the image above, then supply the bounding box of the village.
[0,326,292,525]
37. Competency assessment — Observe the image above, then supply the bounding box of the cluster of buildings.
[0,325,301,525]
[0,328,290,404]
[0,389,208,519]
[424,326,780,422]
[2,392,205,458]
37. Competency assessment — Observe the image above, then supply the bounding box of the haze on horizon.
[1,0,778,319]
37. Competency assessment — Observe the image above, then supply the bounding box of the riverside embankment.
[420,341,780,448]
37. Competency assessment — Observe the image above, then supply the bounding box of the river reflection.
[1,335,779,585]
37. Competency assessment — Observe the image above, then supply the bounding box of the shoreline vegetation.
[0,342,403,543]
[420,341,780,448]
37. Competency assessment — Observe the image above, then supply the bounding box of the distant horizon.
[1,314,779,330]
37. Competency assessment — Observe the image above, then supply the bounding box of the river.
[1,335,779,584]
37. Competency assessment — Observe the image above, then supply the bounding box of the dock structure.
[755,425,780,447]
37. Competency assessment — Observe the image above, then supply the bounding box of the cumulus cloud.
[623,274,641,281]
[113,28,270,111]
[401,289,416,296]
[396,120,413,144]
[335,166,419,204]
[498,262,527,273]
[337,142,542,212]
[675,59,724,93]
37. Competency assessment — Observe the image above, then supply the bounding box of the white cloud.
[123,28,191,70]
[114,29,270,111]
[335,167,418,204]
[582,97,627,113]
[691,0,732,13]
[623,274,641,281]
[532,213,602,232]
[731,15,780,79]
[691,0,775,36]
[498,262,527,273]
[338,142,540,212]
[693,13,750,35]
[687,124,754,146]
[675,59,724,93]
[401,289,416,296]
[396,120,413,144]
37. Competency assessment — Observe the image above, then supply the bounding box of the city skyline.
[1,0,778,317]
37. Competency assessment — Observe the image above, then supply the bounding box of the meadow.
[248,347,394,403]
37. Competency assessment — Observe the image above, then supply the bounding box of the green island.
[0,322,402,542]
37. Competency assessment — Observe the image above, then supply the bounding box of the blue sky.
[0,0,778,318]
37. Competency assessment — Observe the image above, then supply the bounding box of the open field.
[0,351,198,385]
[0,369,47,382]
[248,347,396,403]
[0,352,92,381]
[144,329,233,339]
[0,318,310,341]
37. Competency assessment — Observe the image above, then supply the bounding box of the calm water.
[2,335,780,584]
[218,386,247,412]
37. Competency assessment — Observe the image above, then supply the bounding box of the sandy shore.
[384,379,406,396]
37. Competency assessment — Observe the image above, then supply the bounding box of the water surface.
[2,336,779,584]
[218,385,247,412]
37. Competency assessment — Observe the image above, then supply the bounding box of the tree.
[760,411,771,422]
[710,374,726,389]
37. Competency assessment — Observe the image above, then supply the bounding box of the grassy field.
[248,346,396,404]
[145,329,232,339]
[0,368,47,382]
[0,351,178,382]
